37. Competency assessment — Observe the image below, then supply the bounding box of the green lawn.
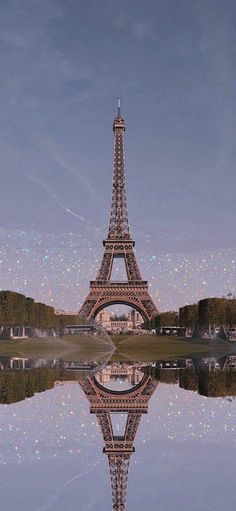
[0,334,114,361]
[0,334,233,362]
[110,334,234,361]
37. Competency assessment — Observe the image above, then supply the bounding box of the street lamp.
[227,292,233,340]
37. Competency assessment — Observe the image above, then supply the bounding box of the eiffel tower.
[79,100,158,321]
[79,367,158,511]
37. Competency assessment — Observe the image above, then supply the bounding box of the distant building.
[97,309,143,332]
[55,309,77,315]
[128,309,143,328]
[96,363,144,385]
[98,311,111,324]
[64,324,96,334]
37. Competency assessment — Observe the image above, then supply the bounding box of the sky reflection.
[0,363,236,511]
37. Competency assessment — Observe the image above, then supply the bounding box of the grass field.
[110,334,234,361]
[0,334,113,361]
[0,333,234,362]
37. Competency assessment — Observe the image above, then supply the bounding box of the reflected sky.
[1,361,236,510]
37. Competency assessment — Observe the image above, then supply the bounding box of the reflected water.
[1,353,236,510]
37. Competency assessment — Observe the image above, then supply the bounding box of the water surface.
[1,355,236,510]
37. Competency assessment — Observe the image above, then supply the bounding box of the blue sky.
[1,380,236,510]
[1,0,236,251]
[0,0,236,309]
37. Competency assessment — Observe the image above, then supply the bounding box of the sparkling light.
[0,229,235,311]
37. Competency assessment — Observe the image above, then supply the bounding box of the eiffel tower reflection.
[79,363,158,511]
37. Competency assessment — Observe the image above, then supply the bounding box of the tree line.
[0,290,83,330]
[0,367,89,404]
[145,365,236,397]
[179,297,236,329]
[1,290,235,332]
[2,365,235,404]
[148,297,236,330]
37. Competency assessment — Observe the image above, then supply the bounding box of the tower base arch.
[79,281,157,323]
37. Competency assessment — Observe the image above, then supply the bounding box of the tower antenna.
[118,97,121,115]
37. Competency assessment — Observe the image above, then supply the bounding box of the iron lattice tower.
[79,100,158,321]
[79,371,158,511]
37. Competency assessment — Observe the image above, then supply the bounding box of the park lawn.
[110,334,233,361]
[0,334,233,362]
[0,334,114,360]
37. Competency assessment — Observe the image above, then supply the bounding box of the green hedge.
[0,290,83,329]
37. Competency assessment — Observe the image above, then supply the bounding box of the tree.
[225,298,236,328]
[179,369,198,391]
[111,314,127,322]
[25,297,36,327]
[155,311,179,327]
[0,291,26,326]
[179,304,198,327]
[198,298,227,328]
[0,290,85,333]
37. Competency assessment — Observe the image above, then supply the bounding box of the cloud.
[0,0,64,48]
[25,131,101,199]
[34,460,102,511]
[22,171,102,234]
[130,20,155,40]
